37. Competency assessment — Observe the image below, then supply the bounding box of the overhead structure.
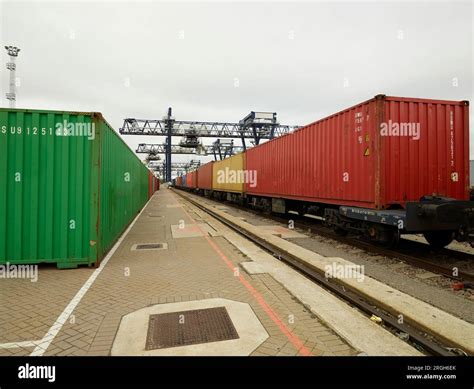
[4,45,20,108]
[136,142,244,160]
[150,160,201,178]
[239,111,278,151]
[120,115,295,138]
[120,108,299,182]
[211,139,236,160]
[179,128,201,148]
[145,153,161,163]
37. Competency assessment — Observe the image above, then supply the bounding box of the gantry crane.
[120,108,299,182]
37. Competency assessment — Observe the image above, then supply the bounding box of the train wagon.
[0,108,153,268]
[212,153,246,201]
[244,95,471,247]
[172,95,471,248]
[187,170,198,189]
[197,161,214,192]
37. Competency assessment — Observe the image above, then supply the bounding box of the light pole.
[5,45,20,108]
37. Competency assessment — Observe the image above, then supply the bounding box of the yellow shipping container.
[212,153,246,193]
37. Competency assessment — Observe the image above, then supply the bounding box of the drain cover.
[145,307,239,350]
[132,243,167,251]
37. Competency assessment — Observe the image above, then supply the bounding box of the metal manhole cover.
[132,243,168,251]
[145,307,239,350]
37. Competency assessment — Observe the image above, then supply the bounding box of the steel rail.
[173,188,463,357]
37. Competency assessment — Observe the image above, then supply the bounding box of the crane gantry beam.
[121,107,299,182]
[120,119,297,138]
[148,160,201,178]
[136,143,244,158]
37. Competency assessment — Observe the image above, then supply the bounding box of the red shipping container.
[245,95,469,209]
[197,162,213,190]
[147,171,160,197]
[187,170,198,189]
[177,176,183,187]
[148,171,154,198]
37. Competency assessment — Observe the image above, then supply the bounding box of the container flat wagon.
[0,108,156,268]
[175,95,473,248]
[244,95,471,246]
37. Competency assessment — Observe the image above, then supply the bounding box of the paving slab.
[0,189,356,357]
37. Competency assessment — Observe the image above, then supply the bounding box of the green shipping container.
[0,108,150,268]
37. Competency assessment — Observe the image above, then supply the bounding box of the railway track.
[173,188,468,357]
[191,195,474,285]
[266,213,474,285]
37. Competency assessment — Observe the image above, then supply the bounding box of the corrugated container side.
[148,172,158,196]
[212,153,246,193]
[187,170,198,188]
[245,95,469,209]
[197,161,213,190]
[246,100,376,207]
[176,176,183,187]
[0,109,150,268]
[182,174,187,187]
[0,110,95,266]
[148,171,154,198]
[98,117,149,258]
[380,97,469,205]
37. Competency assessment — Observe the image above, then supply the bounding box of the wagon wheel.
[423,231,454,249]
[371,226,400,248]
[334,226,349,237]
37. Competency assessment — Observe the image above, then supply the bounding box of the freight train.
[173,95,473,249]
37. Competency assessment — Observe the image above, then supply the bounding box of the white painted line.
[30,199,152,357]
[0,340,42,349]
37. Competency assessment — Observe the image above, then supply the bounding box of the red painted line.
[173,192,312,356]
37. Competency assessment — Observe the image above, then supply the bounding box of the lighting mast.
[5,45,20,108]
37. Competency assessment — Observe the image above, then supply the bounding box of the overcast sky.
[0,0,472,172]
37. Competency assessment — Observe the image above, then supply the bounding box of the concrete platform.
[172,191,421,356]
[170,223,219,238]
[256,225,307,239]
[0,189,359,357]
[176,190,474,355]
